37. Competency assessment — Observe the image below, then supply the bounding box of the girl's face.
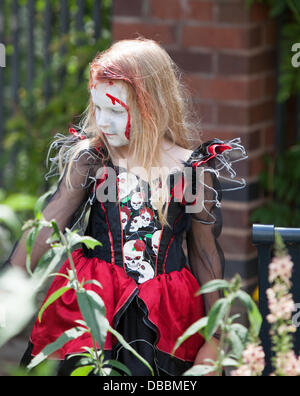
[91,80,131,147]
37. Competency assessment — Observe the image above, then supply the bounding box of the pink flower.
[231,366,252,377]
[276,351,300,376]
[266,289,295,323]
[269,255,293,286]
[231,344,265,376]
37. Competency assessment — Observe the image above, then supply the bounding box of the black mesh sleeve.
[4,150,99,271]
[186,168,225,318]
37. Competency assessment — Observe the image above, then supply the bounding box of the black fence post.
[252,223,300,376]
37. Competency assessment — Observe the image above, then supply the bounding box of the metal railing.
[0,0,108,184]
[252,223,300,375]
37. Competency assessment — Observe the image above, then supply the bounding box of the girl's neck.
[110,137,174,164]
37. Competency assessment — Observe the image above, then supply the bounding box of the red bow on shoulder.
[192,143,232,169]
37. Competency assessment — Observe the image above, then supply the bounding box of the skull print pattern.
[117,169,163,284]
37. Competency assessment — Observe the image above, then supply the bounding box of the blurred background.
[0,0,299,375]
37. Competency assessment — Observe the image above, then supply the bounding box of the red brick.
[186,1,214,22]
[197,129,242,143]
[149,0,182,20]
[265,74,276,97]
[217,101,274,126]
[249,101,275,124]
[218,233,255,255]
[217,1,252,23]
[197,129,262,151]
[169,49,213,73]
[112,22,176,46]
[250,2,269,22]
[222,208,251,229]
[149,0,213,21]
[263,21,277,46]
[217,1,269,24]
[113,0,144,16]
[263,124,275,146]
[217,50,276,76]
[247,129,262,151]
[232,151,268,178]
[249,154,265,176]
[217,104,249,126]
[182,75,267,102]
[182,25,262,50]
[192,102,215,125]
[248,77,267,101]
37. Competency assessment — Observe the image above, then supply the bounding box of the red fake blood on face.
[106,93,131,140]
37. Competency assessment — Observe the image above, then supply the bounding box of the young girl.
[6,38,247,376]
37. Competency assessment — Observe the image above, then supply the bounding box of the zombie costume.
[19,130,247,376]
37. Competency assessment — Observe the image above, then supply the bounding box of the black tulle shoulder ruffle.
[179,137,248,224]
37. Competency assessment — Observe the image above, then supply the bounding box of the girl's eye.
[111,108,122,114]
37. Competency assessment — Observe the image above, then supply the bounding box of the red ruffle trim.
[30,249,204,362]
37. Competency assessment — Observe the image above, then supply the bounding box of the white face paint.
[91,81,130,147]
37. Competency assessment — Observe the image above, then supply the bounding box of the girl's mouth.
[102,131,115,136]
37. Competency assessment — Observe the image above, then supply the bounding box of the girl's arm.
[7,151,96,271]
[193,337,220,376]
[186,169,224,320]
[185,169,224,373]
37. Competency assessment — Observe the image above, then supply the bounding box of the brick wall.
[112,0,277,291]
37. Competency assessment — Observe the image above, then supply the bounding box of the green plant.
[245,0,300,226]
[246,0,300,102]
[266,233,300,376]
[0,188,37,267]
[0,191,154,376]
[172,275,263,376]
[172,232,300,376]
[250,144,300,227]
[1,0,112,196]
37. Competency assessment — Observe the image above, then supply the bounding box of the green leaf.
[172,317,208,355]
[3,194,37,212]
[34,190,54,220]
[227,329,244,360]
[109,369,122,376]
[105,360,132,376]
[108,325,154,376]
[32,246,66,290]
[269,0,286,17]
[196,280,230,296]
[182,364,216,376]
[235,291,262,337]
[204,298,230,341]
[27,327,87,370]
[79,236,103,250]
[0,204,21,236]
[50,220,61,240]
[222,357,239,367]
[82,279,103,290]
[70,365,94,376]
[76,289,109,350]
[25,226,43,276]
[231,323,248,345]
[38,286,71,323]
[65,229,102,250]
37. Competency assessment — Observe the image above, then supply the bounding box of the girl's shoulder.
[161,141,193,172]
[180,137,247,169]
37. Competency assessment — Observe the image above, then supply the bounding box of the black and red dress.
[18,133,247,376]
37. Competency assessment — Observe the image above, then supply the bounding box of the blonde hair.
[58,38,201,228]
